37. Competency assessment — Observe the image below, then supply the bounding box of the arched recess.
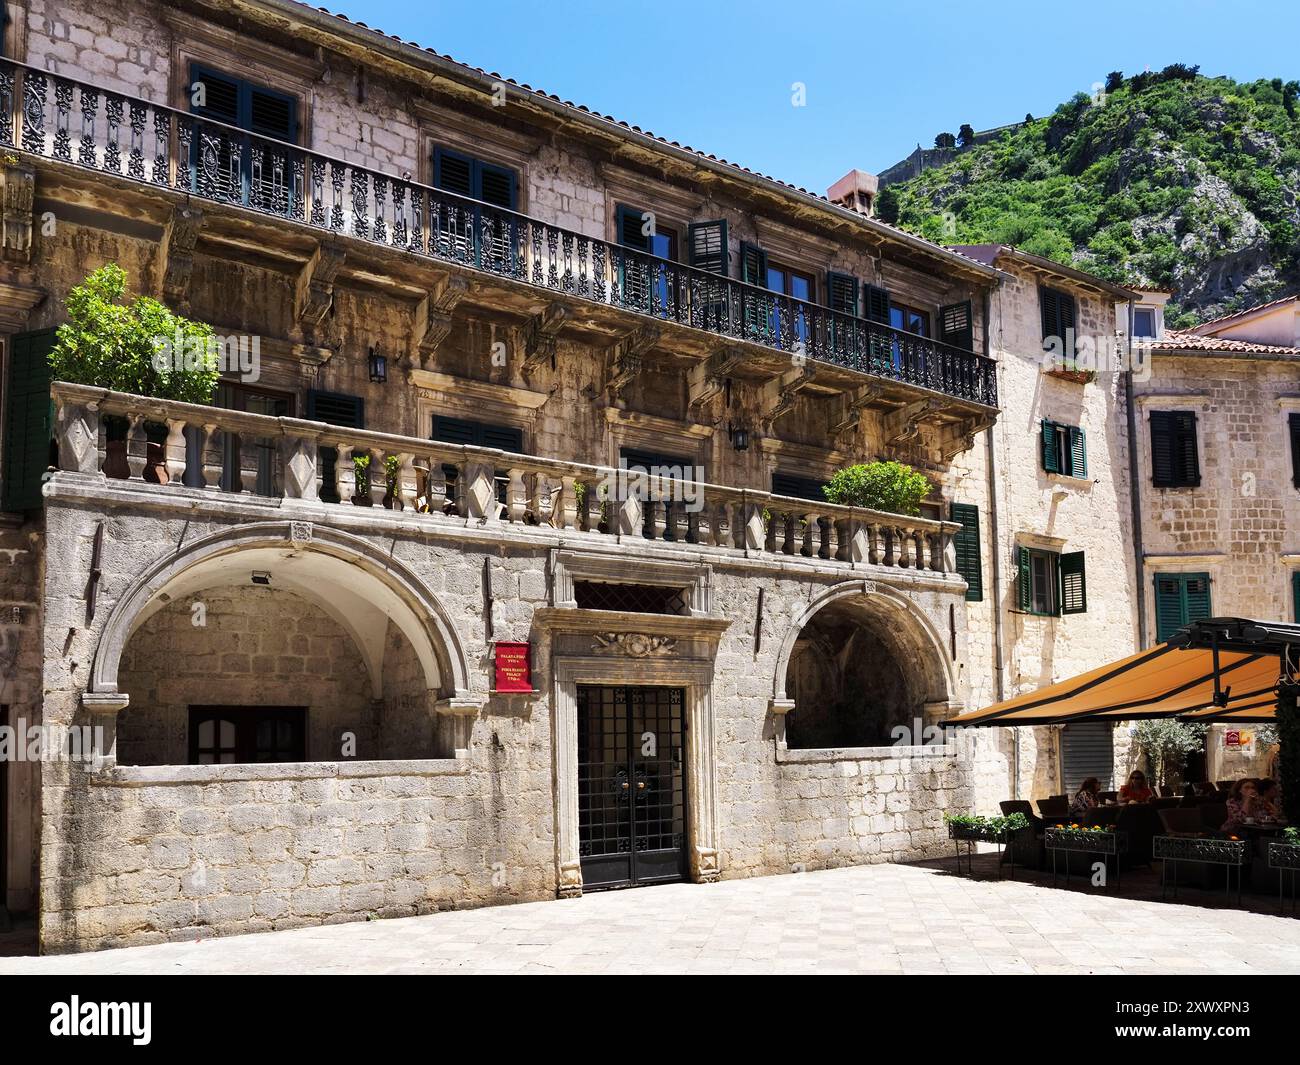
[770,580,959,746]
[89,522,473,703]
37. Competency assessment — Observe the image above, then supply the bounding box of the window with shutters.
[432,416,525,512]
[1038,285,1077,348]
[215,383,292,495]
[950,503,982,602]
[615,205,683,314]
[188,64,299,207]
[1153,572,1212,642]
[307,389,364,504]
[771,473,826,501]
[1016,546,1086,616]
[1040,420,1087,478]
[1,329,56,513]
[432,147,519,209]
[1149,410,1200,488]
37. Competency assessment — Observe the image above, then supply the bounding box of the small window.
[188,707,306,765]
[1133,307,1157,339]
[1150,410,1200,488]
[573,581,688,615]
[1041,420,1087,478]
[889,303,931,338]
[1017,546,1087,616]
[771,473,826,501]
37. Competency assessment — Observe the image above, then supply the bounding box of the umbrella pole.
[1277,678,1300,825]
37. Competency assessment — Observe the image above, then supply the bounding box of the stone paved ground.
[4,862,1300,974]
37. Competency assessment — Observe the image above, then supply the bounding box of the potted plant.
[943,812,1029,843]
[822,460,932,516]
[49,264,218,482]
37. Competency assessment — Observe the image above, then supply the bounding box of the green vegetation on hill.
[878,66,1300,326]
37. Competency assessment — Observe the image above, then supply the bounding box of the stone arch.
[89,522,472,703]
[771,580,958,747]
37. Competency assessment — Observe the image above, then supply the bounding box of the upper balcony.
[7,59,997,414]
[48,382,967,589]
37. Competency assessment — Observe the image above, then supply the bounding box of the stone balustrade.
[50,382,961,575]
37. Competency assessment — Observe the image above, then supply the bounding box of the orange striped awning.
[947,642,1282,726]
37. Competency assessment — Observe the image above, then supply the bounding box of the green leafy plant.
[1132,720,1208,790]
[1283,827,1299,845]
[49,264,218,403]
[823,461,931,516]
[943,812,1029,836]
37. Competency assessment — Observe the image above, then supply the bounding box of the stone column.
[687,682,721,883]
[551,678,583,898]
[80,691,130,768]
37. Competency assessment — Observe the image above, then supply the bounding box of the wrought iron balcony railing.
[51,382,964,578]
[10,59,997,408]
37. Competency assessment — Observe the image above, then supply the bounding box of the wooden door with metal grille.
[577,685,687,889]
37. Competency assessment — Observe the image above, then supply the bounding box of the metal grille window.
[573,581,688,615]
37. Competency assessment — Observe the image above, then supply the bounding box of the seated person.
[1223,778,1258,833]
[1119,770,1152,804]
[1254,778,1281,820]
[1070,776,1101,817]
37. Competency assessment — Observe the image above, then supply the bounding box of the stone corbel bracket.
[686,345,743,418]
[293,243,346,344]
[603,324,660,407]
[412,275,471,371]
[758,363,816,432]
[153,204,204,312]
[433,693,487,759]
[1,161,35,263]
[936,411,996,463]
[882,397,944,450]
[830,383,883,445]
[521,301,570,378]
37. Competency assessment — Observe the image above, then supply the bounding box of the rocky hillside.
[877,67,1300,326]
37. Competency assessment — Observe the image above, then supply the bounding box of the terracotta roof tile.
[1192,295,1299,334]
[1157,329,1300,356]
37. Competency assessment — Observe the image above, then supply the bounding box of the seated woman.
[1119,770,1152,804]
[1223,778,1258,833]
[1070,776,1101,817]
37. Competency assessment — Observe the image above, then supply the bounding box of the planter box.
[1044,828,1125,856]
[1267,841,1300,871]
[1154,835,1248,902]
[946,822,1027,844]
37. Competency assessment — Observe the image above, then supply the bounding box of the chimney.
[827,169,880,217]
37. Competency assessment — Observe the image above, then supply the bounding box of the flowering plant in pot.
[49,264,218,481]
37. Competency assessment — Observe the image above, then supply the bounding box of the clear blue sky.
[341,0,1298,194]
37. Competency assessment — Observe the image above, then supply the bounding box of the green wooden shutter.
[826,272,859,316]
[1175,411,1200,486]
[1153,572,1211,642]
[1290,412,1300,489]
[189,64,241,125]
[1039,286,1058,343]
[248,84,298,142]
[480,424,524,452]
[939,300,973,350]
[1059,551,1087,614]
[1069,426,1087,478]
[739,242,768,286]
[2,329,57,513]
[477,160,518,210]
[433,147,476,199]
[1040,420,1060,474]
[686,220,728,276]
[1293,571,1300,622]
[950,502,983,602]
[1184,572,1211,623]
[863,283,890,323]
[1016,545,1031,611]
[1150,411,1175,486]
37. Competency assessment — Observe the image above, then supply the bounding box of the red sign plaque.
[494,642,533,693]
